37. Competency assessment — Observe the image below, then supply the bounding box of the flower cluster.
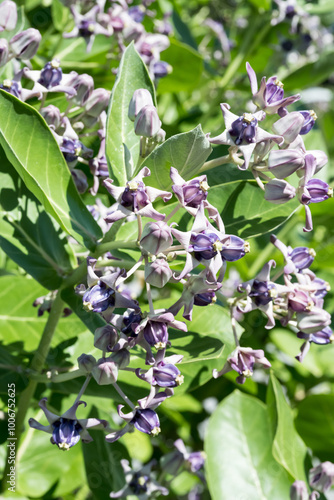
[209,62,332,233]
[290,460,334,499]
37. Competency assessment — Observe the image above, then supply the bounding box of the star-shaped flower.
[29,398,109,450]
[209,103,284,170]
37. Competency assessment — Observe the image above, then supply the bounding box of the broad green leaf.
[0,146,75,289]
[295,395,334,462]
[51,0,71,32]
[105,43,156,186]
[281,50,334,91]
[206,165,299,238]
[82,408,128,500]
[267,372,307,481]
[205,390,291,500]
[157,39,204,93]
[0,90,102,249]
[141,125,212,190]
[248,0,271,11]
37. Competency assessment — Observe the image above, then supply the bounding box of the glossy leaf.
[105,43,156,186]
[157,39,204,93]
[267,372,307,481]
[0,146,74,289]
[0,90,102,249]
[142,125,212,190]
[205,390,291,500]
[295,395,334,462]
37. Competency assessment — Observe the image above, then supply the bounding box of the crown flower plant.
[0,2,333,499]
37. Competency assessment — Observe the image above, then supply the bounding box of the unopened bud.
[264,179,296,204]
[134,105,161,138]
[296,307,331,334]
[92,357,118,385]
[290,480,309,500]
[40,105,62,129]
[155,128,166,143]
[77,353,96,373]
[84,88,110,117]
[307,150,328,174]
[299,110,317,135]
[145,259,172,288]
[94,325,118,351]
[10,28,42,59]
[109,349,130,369]
[128,88,154,121]
[272,112,304,145]
[0,39,9,67]
[0,1,17,32]
[268,149,305,179]
[153,61,172,79]
[67,73,94,106]
[140,221,173,254]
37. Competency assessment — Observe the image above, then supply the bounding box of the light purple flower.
[213,346,271,384]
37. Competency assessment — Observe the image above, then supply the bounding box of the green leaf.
[0,90,102,249]
[205,390,291,500]
[295,395,334,462]
[0,146,75,289]
[248,0,271,11]
[51,0,71,32]
[141,125,212,190]
[82,407,128,500]
[157,39,204,93]
[206,166,299,238]
[281,50,334,91]
[267,372,307,481]
[105,43,156,186]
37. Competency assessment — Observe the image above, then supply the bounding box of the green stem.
[113,382,135,410]
[74,375,92,404]
[1,291,65,492]
[199,154,231,173]
[30,368,85,383]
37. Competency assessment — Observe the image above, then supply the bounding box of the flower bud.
[155,128,166,143]
[307,150,328,174]
[77,353,96,373]
[40,105,62,129]
[309,461,334,492]
[220,235,249,262]
[145,259,172,288]
[290,480,309,500]
[296,307,331,334]
[92,357,118,385]
[264,179,296,204]
[268,149,305,179]
[152,61,172,79]
[131,408,161,436]
[94,325,118,351]
[272,112,304,145]
[140,221,173,254]
[84,88,110,117]
[134,105,161,138]
[0,39,9,67]
[71,169,88,194]
[10,28,42,59]
[299,110,317,135]
[0,1,17,32]
[143,320,168,349]
[288,290,311,312]
[128,88,154,121]
[109,349,130,369]
[67,73,94,106]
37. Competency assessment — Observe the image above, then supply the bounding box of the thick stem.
[1,291,65,491]
[30,368,85,383]
[74,375,92,404]
[199,154,231,173]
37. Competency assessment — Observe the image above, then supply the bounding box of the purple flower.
[249,279,276,306]
[9,28,41,59]
[104,167,172,223]
[143,320,169,349]
[29,398,108,450]
[302,179,332,204]
[209,103,283,170]
[64,5,111,52]
[290,480,309,500]
[299,110,317,135]
[297,326,333,345]
[194,291,216,306]
[131,408,161,436]
[309,461,334,492]
[264,179,296,204]
[213,346,271,383]
[174,439,206,473]
[110,459,168,498]
[246,62,300,114]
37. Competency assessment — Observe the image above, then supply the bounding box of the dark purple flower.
[303,179,332,204]
[143,320,168,348]
[131,408,161,436]
[297,326,333,345]
[288,289,311,312]
[120,180,150,211]
[299,110,317,135]
[229,113,258,145]
[122,311,143,336]
[265,76,285,104]
[38,60,63,89]
[220,235,249,261]
[194,291,216,306]
[51,418,82,449]
[61,138,86,164]
[129,473,150,494]
[83,281,116,313]
[249,280,275,306]
[152,362,183,387]
[0,78,20,98]
[190,231,221,260]
[181,178,209,208]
